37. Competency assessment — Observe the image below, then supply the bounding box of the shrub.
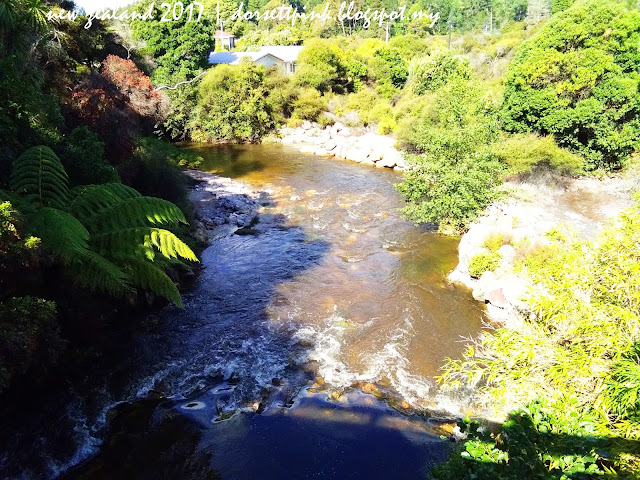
[377,117,396,135]
[190,62,273,142]
[431,399,607,480]
[501,0,640,170]
[292,88,326,121]
[468,252,502,278]
[57,126,119,186]
[344,88,394,127]
[293,39,349,93]
[396,78,504,232]
[317,113,335,127]
[408,51,472,95]
[492,134,584,175]
[264,68,297,125]
[101,55,169,121]
[438,201,640,475]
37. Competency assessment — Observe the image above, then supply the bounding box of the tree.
[101,54,169,120]
[502,0,640,170]
[293,39,350,93]
[190,62,274,142]
[7,146,198,307]
[396,77,504,232]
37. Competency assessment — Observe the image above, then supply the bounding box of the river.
[0,144,486,480]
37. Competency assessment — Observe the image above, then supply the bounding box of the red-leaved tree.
[101,55,168,120]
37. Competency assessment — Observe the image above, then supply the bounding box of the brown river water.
[1,144,487,480]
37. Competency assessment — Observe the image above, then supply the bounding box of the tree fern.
[28,207,89,263]
[83,196,188,234]
[124,258,185,308]
[69,250,130,296]
[91,227,198,262]
[10,146,69,209]
[10,146,199,308]
[69,183,141,224]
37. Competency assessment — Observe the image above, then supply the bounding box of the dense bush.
[57,127,119,186]
[396,77,504,232]
[438,201,640,476]
[431,399,607,480]
[292,88,326,121]
[408,51,473,95]
[502,0,640,170]
[119,137,199,209]
[190,62,273,142]
[293,39,350,93]
[491,134,584,175]
[0,296,62,394]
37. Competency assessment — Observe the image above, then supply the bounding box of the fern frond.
[69,250,131,296]
[28,207,89,263]
[91,227,198,262]
[69,183,141,223]
[10,146,69,208]
[124,258,184,308]
[84,197,188,233]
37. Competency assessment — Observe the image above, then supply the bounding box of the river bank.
[276,121,409,171]
[448,169,638,326]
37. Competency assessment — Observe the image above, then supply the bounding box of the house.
[208,45,304,75]
[214,30,236,50]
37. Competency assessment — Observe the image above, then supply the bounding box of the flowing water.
[1,144,486,480]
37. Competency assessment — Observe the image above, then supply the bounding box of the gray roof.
[208,45,304,65]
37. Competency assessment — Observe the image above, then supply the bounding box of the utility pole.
[385,21,390,44]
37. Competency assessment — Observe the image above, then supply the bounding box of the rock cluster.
[186,170,261,243]
[279,121,408,171]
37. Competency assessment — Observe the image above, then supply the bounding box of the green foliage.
[492,134,584,175]
[293,39,350,93]
[469,252,502,278]
[484,232,510,253]
[292,88,326,121]
[0,296,62,394]
[396,77,504,232]
[191,62,273,142]
[408,51,472,95]
[132,137,202,170]
[57,127,119,186]
[0,201,40,296]
[502,0,640,170]
[438,201,640,475]
[369,47,409,92]
[9,147,197,307]
[343,88,394,128]
[604,343,640,420]
[130,0,215,84]
[10,146,69,209]
[431,400,607,480]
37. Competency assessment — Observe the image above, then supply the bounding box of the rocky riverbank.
[187,170,264,243]
[449,170,638,326]
[278,121,408,171]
